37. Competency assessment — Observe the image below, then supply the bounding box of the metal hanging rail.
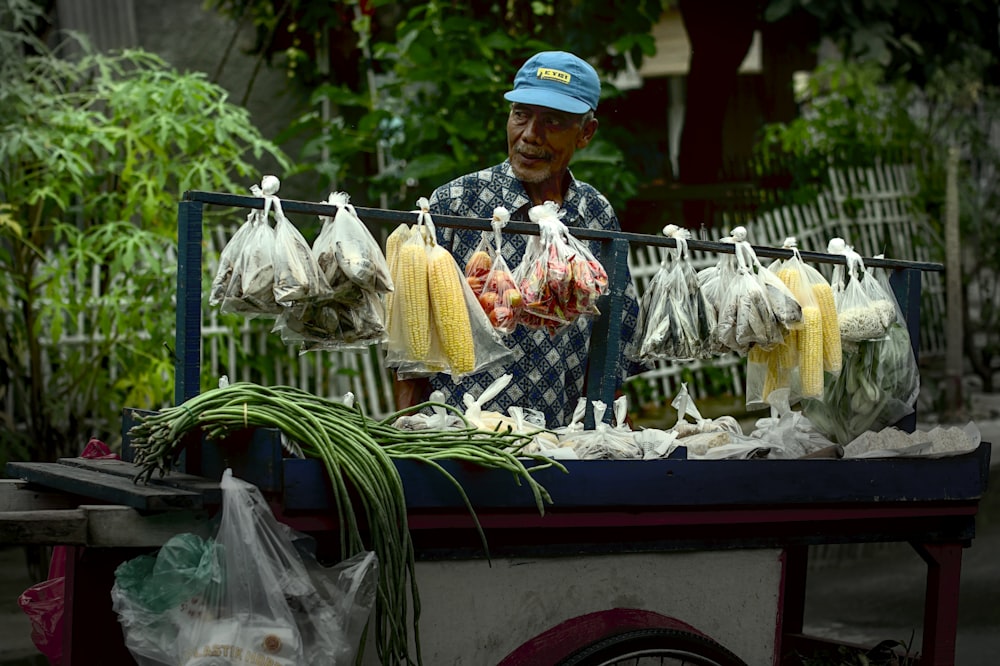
[176,189,944,432]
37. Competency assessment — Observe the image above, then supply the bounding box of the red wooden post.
[914,541,965,666]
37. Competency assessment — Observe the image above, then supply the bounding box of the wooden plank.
[0,479,83,511]
[83,505,212,547]
[0,509,87,544]
[5,461,203,511]
[56,457,223,505]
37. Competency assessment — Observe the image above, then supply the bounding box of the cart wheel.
[556,627,749,666]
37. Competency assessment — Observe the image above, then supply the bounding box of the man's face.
[506,103,595,185]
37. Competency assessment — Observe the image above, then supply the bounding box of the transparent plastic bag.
[387,199,512,379]
[313,191,393,302]
[714,229,786,354]
[633,225,717,362]
[828,239,892,344]
[269,193,333,308]
[475,207,524,335]
[515,201,608,335]
[220,202,282,318]
[209,211,254,307]
[556,399,642,459]
[111,469,378,666]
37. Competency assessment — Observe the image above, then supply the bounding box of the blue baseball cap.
[504,51,600,114]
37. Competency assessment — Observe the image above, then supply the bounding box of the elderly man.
[394,50,641,428]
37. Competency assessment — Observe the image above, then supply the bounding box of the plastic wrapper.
[268,186,333,308]
[748,388,836,458]
[556,397,642,459]
[668,383,758,458]
[391,389,466,430]
[110,469,378,666]
[386,199,512,379]
[713,228,790,355]
[218,189,282,318]
[209,211,254,307]
[632,225,717,362]
[828,239,894,345]
[869,255,920,412]
[514,201,608,335]
[313,192,393,302]
[746,239,825,408]
[277,289,387,352]
[468,207,524,335]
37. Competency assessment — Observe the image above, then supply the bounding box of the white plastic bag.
[111,469,378,666]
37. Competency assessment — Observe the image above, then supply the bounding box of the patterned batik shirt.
[427,160,642,428]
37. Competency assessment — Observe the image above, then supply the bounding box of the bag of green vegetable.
[111,469,378,666]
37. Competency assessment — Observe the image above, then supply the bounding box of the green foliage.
[0,0,290,463]
[754,59,928,203]
[211,0,663,211]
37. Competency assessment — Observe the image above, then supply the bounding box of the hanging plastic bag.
[474,207,524,335]
[250,175,332,309]
[313,192,393,302]
[110,469,378,666]
[828,239,893,345]
[869,255,920,416]
[382,222,412,337]
[515,201,608,335]
[219,192,282,318]
[714,228,787,355]
[209,210,254,307]
[386,198,512,379]
[632,225,717,362]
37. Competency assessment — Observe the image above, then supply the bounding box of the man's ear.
[577,117,598,149]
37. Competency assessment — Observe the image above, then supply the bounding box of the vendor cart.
[2,190,991,666]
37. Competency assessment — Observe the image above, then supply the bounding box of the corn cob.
[776,329,798,369]
[427,245,476,374]
[777,267,802,300]
[798,305,824,397]
[811,282,842,373]
[383,223,411,334]
[397,234,430,360]
[762,349,789,401]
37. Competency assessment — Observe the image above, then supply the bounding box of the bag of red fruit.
[465,207,524,335]
[514,201,609,335]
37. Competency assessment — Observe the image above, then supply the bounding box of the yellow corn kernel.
[777,267,802,299]
[776,329,798,369]
[762,350,789,401]
[383,223,412,333]
[812,282,842,373]
[748,344,769,364]
[398,238,430,360]
[798,305,824,397]
[427,245,476,374]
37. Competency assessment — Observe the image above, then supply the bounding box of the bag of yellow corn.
[385,198,513,379]
[746,238,826,410]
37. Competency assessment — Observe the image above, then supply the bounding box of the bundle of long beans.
[126,381,565,665]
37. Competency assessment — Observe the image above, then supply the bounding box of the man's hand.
[393,376,432,410]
